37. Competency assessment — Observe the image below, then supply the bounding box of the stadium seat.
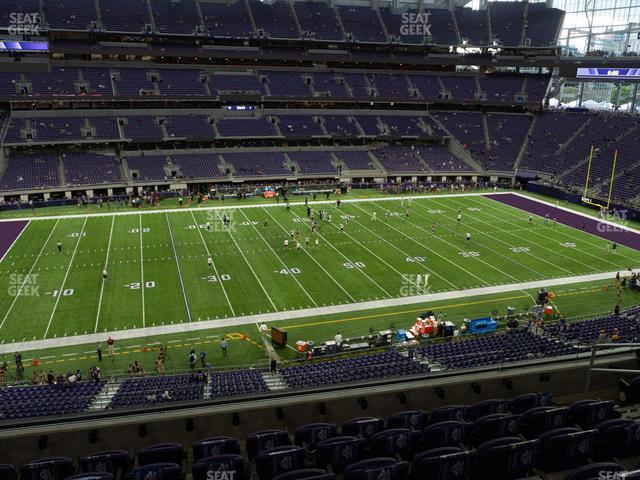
[246,430,291,462]
[536,427,596,471]
[618,376,640,404]
[79,450,130,480]
[0,465,17,480]
[508,392,552,414]
[343,457,409,480]
[315,436,367,472]
[192,455,246,480]
[370,428,414,459]
[386,410,428,430]
[471,413,521,445]
[469,399,508,420]
[520,406,569,438]
[342,417,384,440]
[124,464,181,480]
[570,400,616,429]
[564,462,625,480]
[594,418,640,459]
[66,474,114,480]
[428,405,469,424]
[273,470,335,480]
[412,447,475,480]
[256,445,305,480]
[423,421,467,449]
[473,437,537,480]
[20,458,75,480]
[193,437,240,462]
[294,423,338,451]
[136,443,184,469]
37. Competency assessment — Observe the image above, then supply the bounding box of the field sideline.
[1,192,640,355]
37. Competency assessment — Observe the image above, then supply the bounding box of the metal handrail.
[584,342,640,393]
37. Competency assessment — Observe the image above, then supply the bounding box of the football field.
[1,193,639,346]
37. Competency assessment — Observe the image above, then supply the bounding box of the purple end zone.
[0,220,29,262]
[486,193,640,252]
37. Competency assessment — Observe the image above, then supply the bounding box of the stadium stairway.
[262,372,288,392]
[513,114,538,172]
[88,378,122,411]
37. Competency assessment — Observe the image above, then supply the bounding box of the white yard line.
[288,208,393,299]
[208,209,278,311]
[43,218,88,338]
[237,208,318,307]
[416,198,572,277]
[438,197,599,275]
[0,192,510,223]
[0,220,30,264]
[262,207,357,303]
[139,215,146,328]
[0,219,59,332]
[3,268,635,355]
[94,216,115,333]
[371,200,524,284]
[471,195,639,269]
[166,213,193,323]
[342,204,458,290]
[348,202,491,288]
[190,211,235,316]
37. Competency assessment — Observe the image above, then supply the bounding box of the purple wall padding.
[0,220,29,261]
[486,193,640,251]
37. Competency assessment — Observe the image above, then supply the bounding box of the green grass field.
[1,193,639,350]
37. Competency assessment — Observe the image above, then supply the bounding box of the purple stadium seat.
[66,475,114,480]
[246,430,291,462]
[536,427,595,471]
[136,443,184,469]
[508,393,552,414]
[412,447,475,480]
[0,465,17,480]
[520,406,569,439]
[429,405,469,424]
[124,464,180,480]
[370,428,414,460]
[564,463,624,480]
[193,437,240,462]
[569,400,616,429]
[20,458,74,480]
[315,436,367,473]
[341,417,384,440]
[473,437,537,480]
[471,413,521,445]
[423,421,467,449]
[79,450,130,480]
[593,418,640,460]
[294,423,338,451]
[273,470,335,480]
[343,457,410,480]
[192,455,246,480]
[256,445,305,480]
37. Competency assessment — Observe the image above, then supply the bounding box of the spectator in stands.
[47,370,54,385]
[597,329,608,343]
[270,357,277,375]
[611,328,621,342]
